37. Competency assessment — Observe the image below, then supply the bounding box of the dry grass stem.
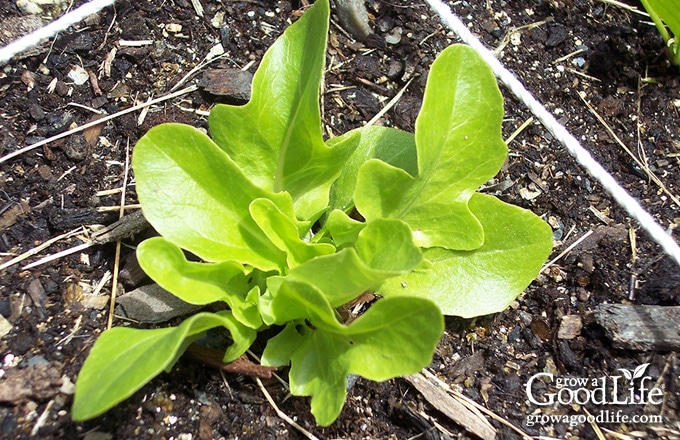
[0,85,198,165]
[541,229,594,272]
[0,227,83,271]
[553,48,587,64]
[596,0,649,16]
[255,378,320,440]
[21,242,94,271]
[96,204,141,212]
[107,139,130,329]
[583,407,607,440]
[505,116,534,145]
[366,77,414,126]
[565,68,601,82]
[578,92,680,208]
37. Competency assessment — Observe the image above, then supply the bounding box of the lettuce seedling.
[640,0,680,65]
[73,0,552,426]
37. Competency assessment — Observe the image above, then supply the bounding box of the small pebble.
[557,315,582,339]
[572,57,586,67]
[26,355,48,367]
[335,0,372,40]
[64,135,89,161]
[385,27,402,45]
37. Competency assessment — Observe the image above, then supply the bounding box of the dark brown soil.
[1,0,679,439]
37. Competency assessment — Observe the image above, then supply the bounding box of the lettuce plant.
[640,0,680,65]
[72,0,552,426]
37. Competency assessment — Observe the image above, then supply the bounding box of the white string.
[0,0,117,65]
[425,0,680,267]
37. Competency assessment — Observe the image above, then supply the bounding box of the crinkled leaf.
[249,198,335,269]
[261,323,304,367]
[380,193,553,317]
[261,219,421,318]
[73,312,256,421]
[326,126,417,213]
[136,237,262,328]
[133,123,291,271]
[288,218,420,306]
[354,218,422,273]
[355,45,507,250]
[325,209,365,248]
[287,330,351,426]
[283,297,443,426]
[259,278,341,329]
[208,0,349,220]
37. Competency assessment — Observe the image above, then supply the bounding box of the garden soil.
[0,0,679,438]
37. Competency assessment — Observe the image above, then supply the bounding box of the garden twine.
[426,0,680,267]
[1,0,679,267]
[0,0,116,65]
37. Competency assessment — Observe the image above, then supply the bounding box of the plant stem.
[670,40,680,65]
[640,0,672,44]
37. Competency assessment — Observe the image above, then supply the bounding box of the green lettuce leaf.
[136,237,262,328]
[72,312,256,421]
[326,126,417,213]
[208,0,350,220]
[133,123,292,272]
[262,295,443,426]
[354,45,507,251]
[260,218,422,319]
[380,193,553,317]
[324,209,365,248]
[249,198,335,269]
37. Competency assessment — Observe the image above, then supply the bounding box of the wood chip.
[0,364,63,403]
[557,314,582,339]
[334,0,372,41]
[190,0,204,17]
[83,114,106,144]
[0,199,30,233]
[67,65,89,85]
[404,373,496,440]
[80,295,110,310]
[595,304,680,350]
[198,68,253,102]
